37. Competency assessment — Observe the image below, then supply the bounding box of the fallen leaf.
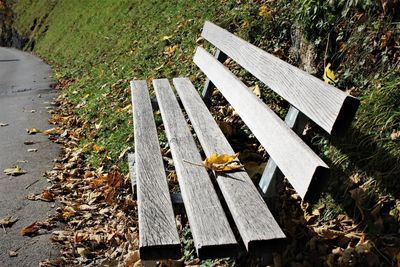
[0,216,19,227]
[21,220,54,236]
[40,190,54,202]
[21,222,40,236]
[43,127,62,135]
[3,166,26,176]
[203,153,244,172]
[118,146,131,160]
[323,63,336,84]
[161,35,173,41]
[124,250,140,266]
[0,122,8,127]
[164,44,179,56]
[391,130,400,141]
[93,144,105,153]
[24,141,36,145]
[8,251,18,257]
[76,247,89,258]
[259,5,271,18]
[312,204,326,216]
[251,84,261,97]
[116,104,132,113]
[313,226,344,240]
[26,128,41,134]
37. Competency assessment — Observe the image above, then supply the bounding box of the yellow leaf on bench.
[323,63,337,84]
[203,153,244,172]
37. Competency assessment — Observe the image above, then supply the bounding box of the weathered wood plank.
[153,79,238,259]
[131,80,181,260]
[173,77,286,254]
[201,21,359,136]
[259,106,308,198]
[193,47,329,201]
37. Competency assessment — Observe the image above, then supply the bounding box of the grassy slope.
[14,0,224,170]
[12,0,400,265]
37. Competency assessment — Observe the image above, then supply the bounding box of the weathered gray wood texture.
[201,21,359,136]
[173,77,286,254]
[193,47,329,201]
[131,81,181,260]
[153,79,238,259]
[259,106,308,197]
[128,153,137,197]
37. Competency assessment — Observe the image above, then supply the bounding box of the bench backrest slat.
[193,47,328,201]
[173,77,286,253]
[153,79,238,258]
[201,21,359,136]
[131,81,181,260]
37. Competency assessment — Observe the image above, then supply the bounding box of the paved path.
[0,47,60,266]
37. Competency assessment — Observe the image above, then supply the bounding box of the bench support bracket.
[202,49,227,106]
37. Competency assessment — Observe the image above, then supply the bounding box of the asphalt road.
[0,47,60,266]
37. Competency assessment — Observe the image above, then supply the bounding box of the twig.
[324,32,331,67]
[182,159,204,167]
[25,179,40,189]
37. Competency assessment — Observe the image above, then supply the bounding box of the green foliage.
[295,0,381,41]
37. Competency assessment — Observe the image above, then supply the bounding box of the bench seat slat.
[131,81,181,260]
[173,77,286,254]
[193,47,329,201]
[201,21,359,136]
[153,79,238,259]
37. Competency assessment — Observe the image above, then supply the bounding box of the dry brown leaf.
[21,222,40,236]
[313,226,344,240]
[104,171,124,205]
[312,204,326,216]
[76,247,89,258]
[43,127,62,135]
[40,190,54,202]
[0,215,19,227]
[3,166,26,176]
[124,250,140,267]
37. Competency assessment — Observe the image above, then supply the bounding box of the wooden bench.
[129,21,360,261]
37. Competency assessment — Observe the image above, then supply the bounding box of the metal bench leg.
[202,49,227,106]
[259,106,308,200]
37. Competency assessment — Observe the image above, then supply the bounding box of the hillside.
[5,0,400,265]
